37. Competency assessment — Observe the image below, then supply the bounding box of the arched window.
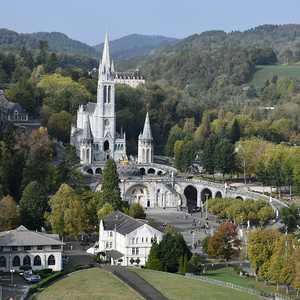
[12,256,20,267]
[104,140,109,151]
[142,149,145,162]
[0,256,6,267]
[86,148,90,162]
[103,85,107,103]
[48,255,55,266]
[108,86,111,103]
[34,255,41,266]
[146,149,150,163]
[23,255,31,266]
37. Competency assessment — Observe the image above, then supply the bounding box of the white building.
[71,33,154,167]
[138,112,154,164]
[71,33,127,164]
[96,211,163,266]
[0,225,63,272]
[114,70,145,88]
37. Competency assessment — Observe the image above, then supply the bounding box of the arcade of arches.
[183,185,221,212]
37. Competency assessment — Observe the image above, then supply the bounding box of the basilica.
[71,34,153,166]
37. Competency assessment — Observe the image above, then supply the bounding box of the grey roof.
[102,211,163,235]
[0,225,63,247]
[103,211,145,235]
[86,102,97,114]
[140,112,153,140]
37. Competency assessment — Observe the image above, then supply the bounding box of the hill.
[123,24,300,95]
[0,29,178,61]
[94,34,178,60]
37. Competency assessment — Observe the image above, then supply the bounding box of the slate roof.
[0,90,26,113]
[102,211,163,236]
[86,102,97,114]
[140,112,153,140]
[0,225,63,247]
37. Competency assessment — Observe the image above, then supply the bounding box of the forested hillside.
[94,34,178,59]
[0,29,177,61]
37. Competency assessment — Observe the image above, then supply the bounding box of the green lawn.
[205,267,275,294]
[133,268,262,300]
[251,64,300,89]
[34,268,142,300]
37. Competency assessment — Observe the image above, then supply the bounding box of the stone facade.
[71,33,154,167]
[95,211,163,266]
[0,226,63,272]
[71,34,127,164]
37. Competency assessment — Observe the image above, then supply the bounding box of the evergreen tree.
[146,240,162,271]
[201,135,217,174]
[99,159,122,210]
[214,139,236,176]
[19,181,48,230]
[230,119,241,143]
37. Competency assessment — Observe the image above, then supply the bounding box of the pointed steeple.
[82,117,93,142]
[141,112,153,140]
[101,33,110,69]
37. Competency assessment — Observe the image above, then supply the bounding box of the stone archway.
[201,188,212,203]
[236,196,243,200]
[215,191,222,198]
[86,168,93,175]
[148,168,155,175]
[125,184,149,207]
[139,168,145,176]
[95,168,102,175]
[104,140,109,151]
[184,185,198,213]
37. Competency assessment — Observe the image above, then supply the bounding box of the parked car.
[23,271,40,283]
[26,274,41,283]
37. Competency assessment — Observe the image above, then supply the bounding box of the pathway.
[102,265,168,300]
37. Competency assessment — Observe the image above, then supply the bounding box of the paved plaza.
[146,208,220,253]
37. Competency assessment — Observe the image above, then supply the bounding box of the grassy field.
[205,267,275,293]
[251,64,300,89]
[34,268,142,300]
[133,268,262,300]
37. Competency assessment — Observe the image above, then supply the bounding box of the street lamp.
[10,269,15,285]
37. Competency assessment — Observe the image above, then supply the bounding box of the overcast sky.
[1,0,300,45]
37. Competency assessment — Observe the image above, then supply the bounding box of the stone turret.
[138,112,154,164]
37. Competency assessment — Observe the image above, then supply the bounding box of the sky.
[1,0,300,45]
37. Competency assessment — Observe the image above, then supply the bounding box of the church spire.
[101,32,110,69]
[141,112,153,140]
[99,33,112,81]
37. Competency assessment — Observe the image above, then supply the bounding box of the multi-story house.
[93,211,163,266]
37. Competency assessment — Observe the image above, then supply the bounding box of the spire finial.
[101,32,111,70]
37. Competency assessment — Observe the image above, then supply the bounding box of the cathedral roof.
[140,112,153,140]
[86,102,97,114]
